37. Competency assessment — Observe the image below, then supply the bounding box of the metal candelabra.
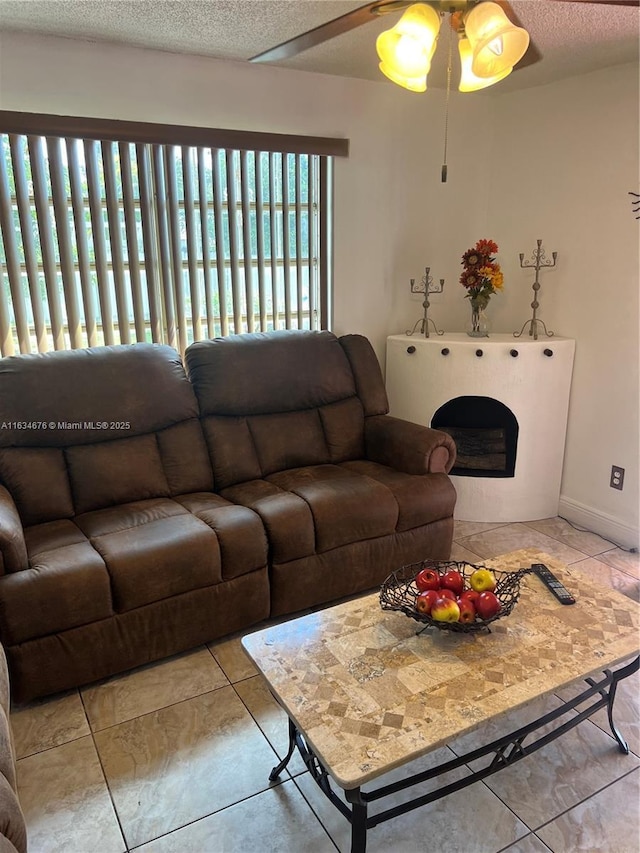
[514,239,557,341]
[406,268,445,338]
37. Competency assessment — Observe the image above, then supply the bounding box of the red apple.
[415,568,441,592]
[431,596,460,623]
[457,597,477,623]
[415,589,439,616]
[441,569,465,596]
[437,588,456,601]
[460,589,480,605]
[476,590,502,620]
[470,569,497,593]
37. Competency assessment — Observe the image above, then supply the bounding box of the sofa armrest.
[0,643,28,853]
[365,415,457,475]
[0,487,28,576]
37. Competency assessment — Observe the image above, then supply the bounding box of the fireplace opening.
[432,396,519,478]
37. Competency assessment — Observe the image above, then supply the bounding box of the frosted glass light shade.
[465,1,529,78]
[376,3,441,91]
[379,65,429,92]
[458,37,512,92]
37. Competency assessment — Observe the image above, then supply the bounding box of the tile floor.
[10,517,640,853]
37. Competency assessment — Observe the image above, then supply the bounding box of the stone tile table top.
[242,549,640,790]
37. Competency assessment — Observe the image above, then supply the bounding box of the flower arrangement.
[460,238,504,309]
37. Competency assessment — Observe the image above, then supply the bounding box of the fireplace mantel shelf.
[396,332,572,345]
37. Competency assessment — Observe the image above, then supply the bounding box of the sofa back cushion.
[66,434,170,514]
[0,343,197,446]
[186,331,381,488]
[156,420,214,496]
[0,344,213,524]
[0,448,75,525]
[338,333,389,417]
[186,329,357,416]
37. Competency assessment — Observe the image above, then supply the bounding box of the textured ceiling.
[0,1,638,93]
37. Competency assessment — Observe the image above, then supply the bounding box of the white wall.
[1,33,637,545]
[487,64,639,548]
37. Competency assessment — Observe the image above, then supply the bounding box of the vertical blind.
[0,112,348,357]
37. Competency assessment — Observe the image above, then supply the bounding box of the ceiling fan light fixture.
[457,36,512,92]
[464,1,529,78]
[378,64,429,92]
[376,3,441,90]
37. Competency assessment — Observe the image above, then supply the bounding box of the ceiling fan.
[251,0,640,93]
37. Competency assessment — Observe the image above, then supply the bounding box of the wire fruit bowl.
[380,560,527,634]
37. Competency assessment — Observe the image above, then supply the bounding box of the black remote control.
[531,563,576,605]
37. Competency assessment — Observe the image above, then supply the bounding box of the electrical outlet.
[610,466,625,491]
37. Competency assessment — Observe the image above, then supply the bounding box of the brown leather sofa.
[0,330,456,704]
[0,644,26,853]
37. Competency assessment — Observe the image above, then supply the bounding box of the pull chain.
[442,15,453,183]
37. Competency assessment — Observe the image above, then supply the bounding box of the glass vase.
[466,298,490,337]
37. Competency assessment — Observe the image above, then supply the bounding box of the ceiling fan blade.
[250,2,391,63]
[250,0,637,72]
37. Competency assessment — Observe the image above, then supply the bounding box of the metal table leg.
[269,717,297,781]
[345,788,368,853]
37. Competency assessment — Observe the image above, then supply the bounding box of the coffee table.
[241,548,640,852]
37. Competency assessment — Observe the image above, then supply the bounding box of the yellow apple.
[470,568,497,593]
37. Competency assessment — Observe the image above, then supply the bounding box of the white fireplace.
[385,333,576,522]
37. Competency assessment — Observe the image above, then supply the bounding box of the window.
[0,112,348,357]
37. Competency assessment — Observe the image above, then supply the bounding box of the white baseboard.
[558,496,639,551]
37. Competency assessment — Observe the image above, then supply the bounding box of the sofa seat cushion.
[220,480,316,563]
[174,493,268,580]
[24,518,89,556]
[74,499,222,612]
[340,461,457,531]
[74,497,188,538]
[223,466,401,558]
[266,464,398,553]
[0,523,112,645]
